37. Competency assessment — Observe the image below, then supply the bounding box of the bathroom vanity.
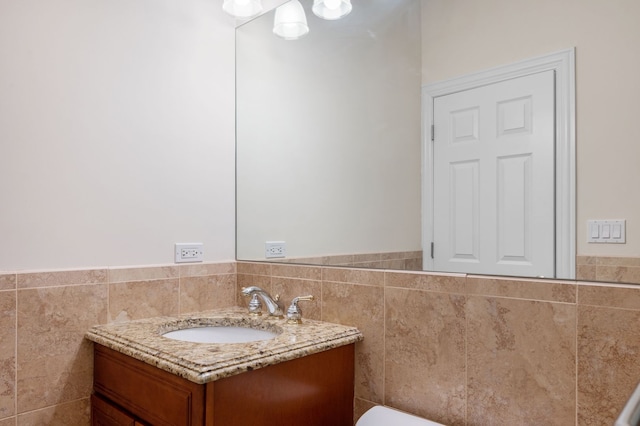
[86,308,362,426]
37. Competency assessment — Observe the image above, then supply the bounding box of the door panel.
[450,160,479,262]
[497,153,531,263]
[433,70,555,277]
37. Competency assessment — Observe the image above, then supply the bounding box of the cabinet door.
[210,344,355,426]
[94,345,205,426]
[92,394,137,426]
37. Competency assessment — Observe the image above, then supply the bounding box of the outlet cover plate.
[175,243,204,263]
[265,241,286,259]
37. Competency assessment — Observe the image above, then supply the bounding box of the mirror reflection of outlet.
[265,241,286,258]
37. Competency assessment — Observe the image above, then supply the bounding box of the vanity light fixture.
[273,0,309,40]
[312,0,352,20]
[223,0,263,19]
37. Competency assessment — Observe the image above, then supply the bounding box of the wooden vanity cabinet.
[92,343,355,426]
[91,393,145,426]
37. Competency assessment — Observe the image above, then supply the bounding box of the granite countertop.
[85,307,363,384]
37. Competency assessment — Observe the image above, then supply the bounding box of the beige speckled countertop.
[85,307,363,384]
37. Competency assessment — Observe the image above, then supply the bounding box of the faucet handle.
[247,293,262,316]
[286,295,315,325]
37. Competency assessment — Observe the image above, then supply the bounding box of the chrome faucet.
[285,295,314,324]
[241,286,284,318]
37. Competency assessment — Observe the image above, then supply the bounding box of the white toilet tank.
[356,406,446,426]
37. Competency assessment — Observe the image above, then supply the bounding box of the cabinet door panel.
[211,344,355,426]
[94,345,205,426]
[91,394,137,426]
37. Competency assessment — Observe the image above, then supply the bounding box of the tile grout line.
[14,280,18,420]
[319,267,324,323]
[464,275,468,426]
[382,270,386,407]
[178,270,182,315]
[106,269,111,325]
[12,396,90,420]
[575,282,579,426]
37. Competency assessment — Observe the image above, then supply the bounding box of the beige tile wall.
[577,255,640,284]
[271,250,424,271]
[2,262,640,425]
[0,263,236,426]
[239,262,640,426]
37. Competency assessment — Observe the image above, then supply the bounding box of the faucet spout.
[241,286,284,318]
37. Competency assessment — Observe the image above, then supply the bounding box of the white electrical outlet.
[265,241,286,259]
[175,243,204,263]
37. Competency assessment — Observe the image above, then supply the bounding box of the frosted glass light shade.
[273,0,309,40]
[312,0,351,20]
[223,0,263,19]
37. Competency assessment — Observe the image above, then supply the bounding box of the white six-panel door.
[433,70,555,277]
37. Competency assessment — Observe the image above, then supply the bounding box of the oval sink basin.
[162,326,278,344]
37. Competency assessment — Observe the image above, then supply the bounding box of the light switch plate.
[587,220,626,244]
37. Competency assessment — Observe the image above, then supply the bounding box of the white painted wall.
[236,0,423,260]
[4,0,632,271]
[0,0,236,270]
[422,0,640,257]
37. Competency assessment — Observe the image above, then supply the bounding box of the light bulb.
[223,0,263,19]
[312,0,352,20]
[273,0,309,40]
[324,0,341,9]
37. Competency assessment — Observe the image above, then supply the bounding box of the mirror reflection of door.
[432,70,555,278]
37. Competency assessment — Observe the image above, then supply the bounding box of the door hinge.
[430,242,434,259]
[431,124,435,141]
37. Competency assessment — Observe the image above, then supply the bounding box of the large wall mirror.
[236,0,640,285]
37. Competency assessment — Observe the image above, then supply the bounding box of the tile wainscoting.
[238,262,640,426]
[0,263,237,425]
[1,261,640,425]
[577,255,640,284]
[269,250,424,271]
